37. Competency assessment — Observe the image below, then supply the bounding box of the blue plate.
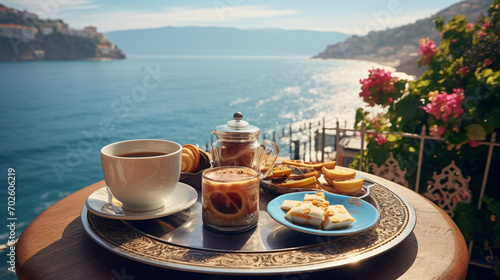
[267,191,379,236]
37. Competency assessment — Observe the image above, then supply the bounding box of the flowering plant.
[418,37,439,66]
[356,1,500,149]
[352,1,500,275]
[359,68,405,107]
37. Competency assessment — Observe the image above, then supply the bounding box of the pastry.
[181,148,195,172]
[181,144,212,172]
[183,144,199,171]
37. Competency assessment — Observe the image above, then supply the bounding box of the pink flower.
[452,39,457,43]
[371,118,382,129]
[456,66,470,77]
[418,37,438,66]
[452,88,465,96]
[484,58,492,66]
[359,68,398,107]
[482,21,491,29]
[373,133,387,145]
[469,140,480,148]
[423,88,465,121]
[429,125,446,137]
[467,23,474,30]
[479,32,487,38]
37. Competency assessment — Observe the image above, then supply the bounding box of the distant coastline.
[104,26,349,57]
[313,0,490,77]
[0,4,125,61]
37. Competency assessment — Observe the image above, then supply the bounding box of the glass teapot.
[211,112,279,178]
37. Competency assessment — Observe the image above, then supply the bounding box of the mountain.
[105,26,350,56]
[314,0,491,76]
[0,4,125,61]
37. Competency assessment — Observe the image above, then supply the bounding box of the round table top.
[15,172,469,280]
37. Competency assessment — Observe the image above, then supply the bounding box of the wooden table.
[15,173,469,280]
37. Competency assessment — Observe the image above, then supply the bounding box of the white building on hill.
[0,23,36,41]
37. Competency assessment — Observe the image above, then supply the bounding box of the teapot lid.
[212,112,260,136]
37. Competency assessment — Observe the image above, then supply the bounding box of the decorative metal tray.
[81,180,416,275]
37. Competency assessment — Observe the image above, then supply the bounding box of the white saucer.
[85,182,198,220]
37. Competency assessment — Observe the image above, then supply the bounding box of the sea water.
[0,55,408,277]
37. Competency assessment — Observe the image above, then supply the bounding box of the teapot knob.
[233,112,243,121]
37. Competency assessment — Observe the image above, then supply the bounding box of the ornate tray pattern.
[82,183,416,275]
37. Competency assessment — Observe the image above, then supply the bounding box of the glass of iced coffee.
[202,166,260,232]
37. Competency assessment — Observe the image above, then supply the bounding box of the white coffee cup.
[101,139,182,212]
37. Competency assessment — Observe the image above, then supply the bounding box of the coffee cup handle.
[259,140,279,179]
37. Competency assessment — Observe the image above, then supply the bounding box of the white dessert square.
[311,200,329,210]
[280,200,301,211]
[322,205,356,230]
[303,192,326,203]
[285,202,325,227]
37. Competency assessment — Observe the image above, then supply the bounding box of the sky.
[3,0,462,34]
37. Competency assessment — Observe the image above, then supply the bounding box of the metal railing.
[320,120,499,204]
[318,119,499,270]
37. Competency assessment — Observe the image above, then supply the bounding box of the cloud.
[213,5,298,21]
[58,5,299,32]
[3,0,102,18]
[0,1,439,35]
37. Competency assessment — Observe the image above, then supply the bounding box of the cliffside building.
[0,6,11,14]
[84,26,97,34]
[0,23,36,42]
[97,44,110,54]
[59,25,98,40]
[40,27,53,35]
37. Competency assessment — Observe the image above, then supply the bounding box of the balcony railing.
[289,118,499,271]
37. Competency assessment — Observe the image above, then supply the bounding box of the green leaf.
[476,68,494,83]
[387,134,399,142]
[445,129,468,144]
[464,124,487,140]
[416,79,431,89]
[394,94,425,133]
[484,196,500,216]
[434,16,445,31]
[483,118,496,134]
[355,108,368,128]
[486,70,500,87]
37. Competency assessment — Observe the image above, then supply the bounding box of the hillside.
[0,4,125,61]
[105,26,350,56]
[314,0,491,75]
